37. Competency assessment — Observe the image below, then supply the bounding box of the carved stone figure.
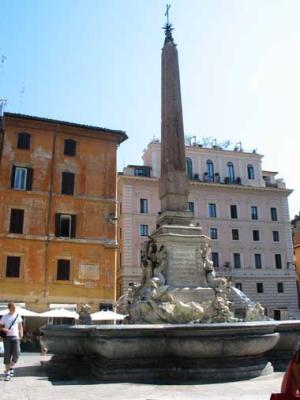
[78,304,92,325]
[245,302,267,321]
[154,245,167,285]
[201,243,228,293]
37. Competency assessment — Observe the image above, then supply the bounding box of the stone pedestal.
[157,210,194,227]
[151,223,215,303]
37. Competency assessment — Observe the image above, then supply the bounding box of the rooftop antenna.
[0,55,7,88]
[0,99,6,134]
[0,99,6,116]
[19,85,25,112]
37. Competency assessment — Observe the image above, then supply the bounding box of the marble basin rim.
[41,320,280,360]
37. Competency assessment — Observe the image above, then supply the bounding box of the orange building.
[0,112,127,312]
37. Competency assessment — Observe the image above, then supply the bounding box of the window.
[17,132,30,149]
[134,167,150,177]
[61,172,75,195]
[9,209,24,234]
[210,228,218,240]
[271,207,278,221]
[206,160,214,181]
[250,206,258,220]
[273,231,280,242]
[275,254,282,269]
[11,166,33,191]
[232,229,239,240]
[119,228,122,239]
[140,224,149,236]
[235,282,242,291]
[277,282,284,293]
[208,203,217,218]
[230,205,238,219]
[188,201,194,213]
[227,162,235,183]
[57,259,70,280]
[55,214,76,238]
[6,256,21,278]
[255,253,262,269]
[253,230,260,241]
[140,198,148,213]
[186,158,193,180]
[211,252,219,268]
[64,139,76,156]
[247,164,255,180]
[256,283,264,293]
[233,253,241,268]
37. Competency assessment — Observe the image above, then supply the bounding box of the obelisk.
[158,18,192,226]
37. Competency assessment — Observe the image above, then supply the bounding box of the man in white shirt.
[0,303,23,381]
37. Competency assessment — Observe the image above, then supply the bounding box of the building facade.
[117,141,298,319]
[0,112,126,311]
[291,213,300,296]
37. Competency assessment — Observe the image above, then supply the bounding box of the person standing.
[0,303,23,381]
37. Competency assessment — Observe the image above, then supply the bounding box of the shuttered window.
[6,256,21,278]
[64,139,76,156]
[275,254,282,269]
[17,133,31,149]
[230,205,238,219]
[11,166,33,191]
[57,259,71,280]
[61,172,75,195]
[9,209,24,234]
[55,214,76,238]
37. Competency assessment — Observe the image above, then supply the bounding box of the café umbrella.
[39,308,79,319]
[0,307,39,317]
[90,310,127,321]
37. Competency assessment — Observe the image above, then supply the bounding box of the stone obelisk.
[151,18,213,298]
[158,22,192,226]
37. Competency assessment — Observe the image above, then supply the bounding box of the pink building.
[117,141,298,319]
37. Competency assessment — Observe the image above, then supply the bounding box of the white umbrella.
[39,308,79,319]
[90,310,127,321]
[0,307,39,317]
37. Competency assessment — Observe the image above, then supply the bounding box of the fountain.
[41,13,288,382]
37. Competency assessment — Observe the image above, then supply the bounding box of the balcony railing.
[190,174,242,185]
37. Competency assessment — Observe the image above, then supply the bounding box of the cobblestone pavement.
[0,353,284,400]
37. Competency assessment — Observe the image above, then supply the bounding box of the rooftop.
[4,112,128,143]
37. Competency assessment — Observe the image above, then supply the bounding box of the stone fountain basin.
[267,320,300,370]
[41,321,279,359]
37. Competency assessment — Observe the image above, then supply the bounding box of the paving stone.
[0,353,284,400]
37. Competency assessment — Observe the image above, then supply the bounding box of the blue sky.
[1,0,300,216]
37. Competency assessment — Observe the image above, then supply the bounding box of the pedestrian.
[0,303,23,381]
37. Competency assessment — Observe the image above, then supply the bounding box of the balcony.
[191,173,242,186]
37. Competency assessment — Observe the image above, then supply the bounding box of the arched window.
[206,160,214,181]
[247,164,255,180]
[186,158,193,180]
[227,162,235,183]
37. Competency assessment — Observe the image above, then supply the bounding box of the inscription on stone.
[167,244,199,287]
[79,264,100,280]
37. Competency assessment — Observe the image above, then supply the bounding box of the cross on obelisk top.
[163,4,174,43]
[165,4,171,25]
